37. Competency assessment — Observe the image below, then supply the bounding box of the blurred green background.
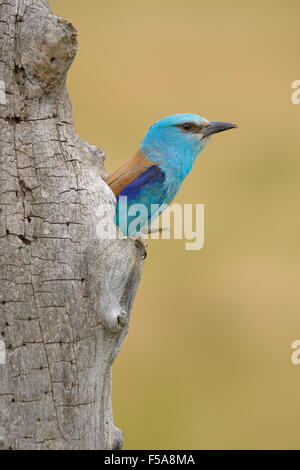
[50,0,300,449]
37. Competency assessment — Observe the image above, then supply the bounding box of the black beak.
[202,121,238,137]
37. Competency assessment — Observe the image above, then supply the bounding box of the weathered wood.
[0,0,144,449]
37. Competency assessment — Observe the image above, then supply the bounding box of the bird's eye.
[176,122,199,133]
[182,123,192,131]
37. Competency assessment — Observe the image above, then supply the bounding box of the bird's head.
[140,113,237,178]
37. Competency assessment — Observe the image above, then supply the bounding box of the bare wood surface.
[0,0,144,449]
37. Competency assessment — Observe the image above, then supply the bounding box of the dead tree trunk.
[0,0,144,450]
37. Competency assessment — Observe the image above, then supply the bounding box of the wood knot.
[104,307,129,333]
[18,12,78,95]
[117,311,129,327]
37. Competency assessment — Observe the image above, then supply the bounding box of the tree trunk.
[0,0,144,450]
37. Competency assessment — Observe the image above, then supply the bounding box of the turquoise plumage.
[107,113,237,236]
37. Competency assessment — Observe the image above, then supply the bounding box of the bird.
[107,113,237,251]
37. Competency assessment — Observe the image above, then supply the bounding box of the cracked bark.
[0,0,144,449]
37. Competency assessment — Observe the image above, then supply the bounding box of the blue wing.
[115,165,167,236]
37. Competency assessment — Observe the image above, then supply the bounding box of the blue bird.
[107,113,237,244]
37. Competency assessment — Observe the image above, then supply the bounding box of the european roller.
[107,113,237,248]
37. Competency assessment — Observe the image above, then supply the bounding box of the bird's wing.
[106,150,158,196]
[115,165,168,236]
[116,165,166,203]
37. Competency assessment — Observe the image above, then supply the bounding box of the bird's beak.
[202,121,238,137]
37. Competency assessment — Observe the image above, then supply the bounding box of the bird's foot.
[135,237,148,260]
[147,227,164,234]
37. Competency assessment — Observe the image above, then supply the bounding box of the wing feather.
[115,165,167,235]
[106,150,158,196]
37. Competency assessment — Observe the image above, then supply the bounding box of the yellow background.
[50,0,300,450]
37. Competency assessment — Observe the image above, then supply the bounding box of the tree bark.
[0,0,144,450]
